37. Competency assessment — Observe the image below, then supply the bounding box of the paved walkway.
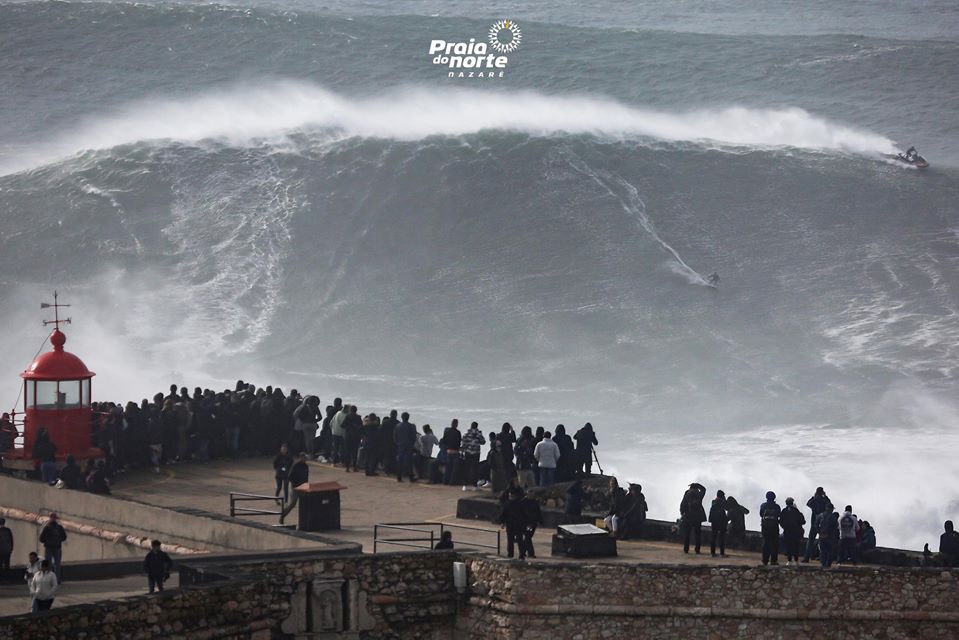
[110,457,769,567]
[0,574,179,618]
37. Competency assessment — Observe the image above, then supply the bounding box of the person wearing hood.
[780,497,806,566]
[759,491,782,566]
[565,479,586,522]
[272,444,293,503]
[680,482,707,554]
[342,405,363,472]
[552,425,575,482]
[573,423,598,475]
[804,486,830,563]
[724,496,749,546]
[708,490,728,557]
[621,483,648,540]
[488,439,509,493]
[817,503,839,568]
[294,396,320,460]
[938,521,959,567]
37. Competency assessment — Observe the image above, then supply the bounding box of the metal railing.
[229,491,283,518]
[373,521,501,555]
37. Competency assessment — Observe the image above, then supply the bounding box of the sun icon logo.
[488,19,522,54]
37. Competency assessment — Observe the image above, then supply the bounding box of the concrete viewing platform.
[109,456,766,567]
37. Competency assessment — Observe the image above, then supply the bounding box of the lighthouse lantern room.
[3,293,100,472]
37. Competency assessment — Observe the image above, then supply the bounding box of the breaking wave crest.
[6,82,898,175]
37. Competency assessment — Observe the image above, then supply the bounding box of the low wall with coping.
[2,548,957,639]
[458,557,959,639]
[0,475,335,554]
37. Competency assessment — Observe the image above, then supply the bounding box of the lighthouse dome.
[21,329,95,381]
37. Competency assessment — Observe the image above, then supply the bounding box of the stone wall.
[458,557,959,639]
[0,550,458,639]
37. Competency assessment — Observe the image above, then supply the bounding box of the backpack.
[840,514,855,536]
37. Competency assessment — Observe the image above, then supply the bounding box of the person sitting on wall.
[433,531,454,550]
[938,520,959,567]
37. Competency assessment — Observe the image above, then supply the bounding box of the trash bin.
[294,481,347,531]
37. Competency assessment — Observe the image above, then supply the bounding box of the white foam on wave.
[3,81,898,175]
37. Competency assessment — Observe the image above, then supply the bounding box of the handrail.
[373,521,501,555]
[229,491,282,517]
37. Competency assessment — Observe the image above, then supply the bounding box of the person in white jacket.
[30,560,58,612]
[533,432,561,486]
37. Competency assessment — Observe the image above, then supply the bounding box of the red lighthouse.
[3,293,101,472]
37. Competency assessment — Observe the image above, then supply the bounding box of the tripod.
[590,447,604,475]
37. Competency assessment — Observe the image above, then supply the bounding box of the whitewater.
[1,0,959,551]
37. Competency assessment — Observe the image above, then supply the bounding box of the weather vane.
[40,290,71,330]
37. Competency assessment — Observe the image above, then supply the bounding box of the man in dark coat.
[780,497,806,565]
[759,491,782,565]
[552,425,575,482]
[0,518,13,571]
[440,419,462,486]
[39,513,67,581]
[680,482,707,554]
[498,487,528,559]
[804,486,830,563]
[143,540,173,594]
[708,490,728,557]
[380,410,399,475]
[939,521,959,567]
[393,412,417,482]
[573,423,598,475]
[280,453,310,523]
[521,494,542,558]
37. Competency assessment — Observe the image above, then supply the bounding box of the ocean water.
[1,0,958,550]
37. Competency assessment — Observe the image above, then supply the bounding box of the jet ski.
[883,147,929,169]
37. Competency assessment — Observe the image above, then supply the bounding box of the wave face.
[1,1,959,550]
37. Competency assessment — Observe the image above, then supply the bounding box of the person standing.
[552,425,575,482]
[522,492,542,559]
[272,444,293,503]
[804,487,830,563]
[532,432,560,486]
[30,560,58,612]
[294,396,320,460]
[513,427,536,490]
[416,425,439,479]
[680,482,707,554]
[440,420,462,485]
[330,403,349,465]
[461,423,486,490]
[565,480,586,522]
[342,406,363,472]
[838,505,860,565]
[39,514,66,582]
[0,518,13,571]
[143,540,173,594]
[32,428,58,485]
[280,453,310,523]
[620,483,648,540]
[817,503,839,568]
[498,487,528,559]
[573,423,598,475]
[780,497,806,566]
[393,412,417,482]
[708,490,728,557]
[724,496,750,547]
[938,521,959,567]
[362,413,382,476]
[759,491,782,566]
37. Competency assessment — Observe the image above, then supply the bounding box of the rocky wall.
[458,557,959,639]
